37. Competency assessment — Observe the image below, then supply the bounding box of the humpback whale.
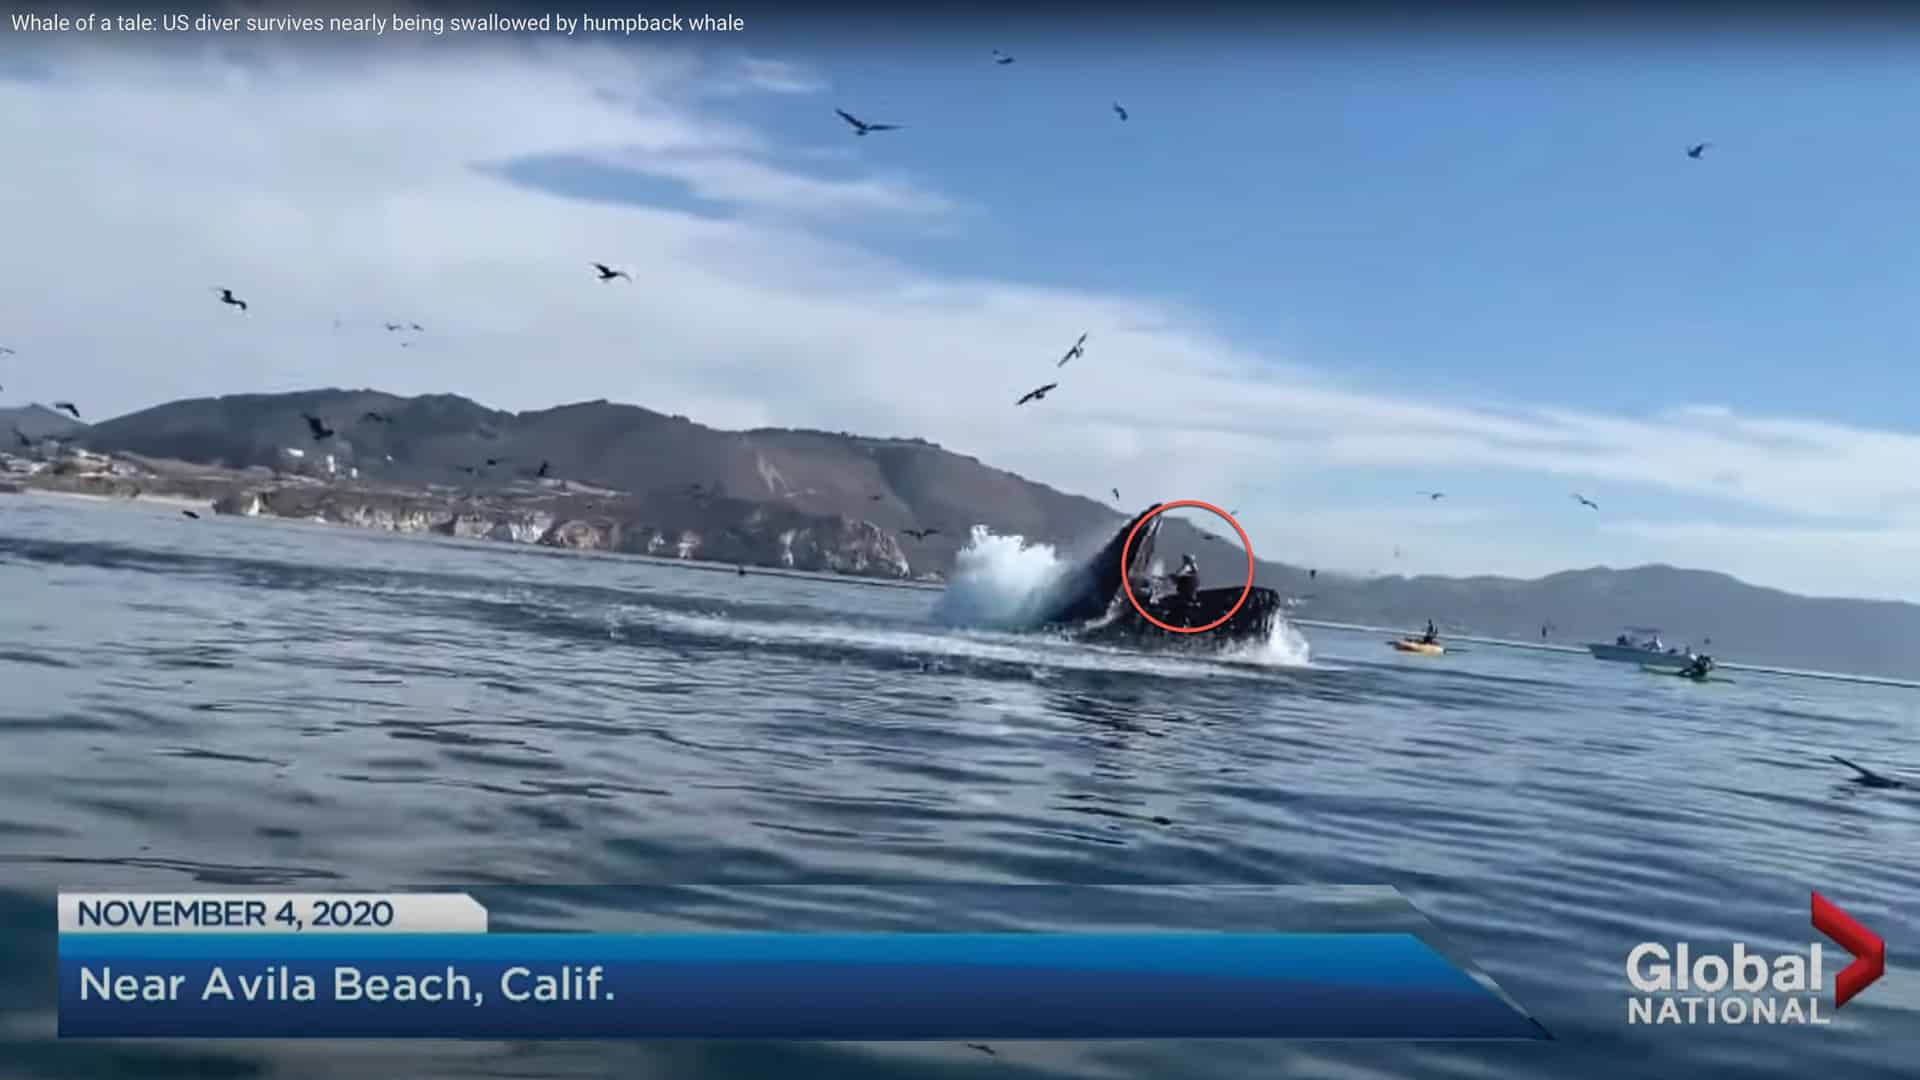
[1038,504,1282,648]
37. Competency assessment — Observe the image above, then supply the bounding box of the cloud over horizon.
[3,34,1918,600]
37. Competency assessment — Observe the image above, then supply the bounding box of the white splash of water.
[931,525,1088,630]
[931,524,1313,668]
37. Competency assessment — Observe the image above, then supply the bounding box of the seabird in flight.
[592,263,631,282]
[1418,491,1445,501]
[1572,493,1599,510]
[53,401,81,419]
[361,410,392,423]
[992,50,1014,65]
[836,108,902,136]
[903,528,940,540]
[301,412,334,440]
[1016,382,1058,405]
[1686,142,1710,159]
[964,1044,997,1057]
[1058,332,1088,367]
[1113,102,1128,122]
[181,510,201,519]
[0,346,14,355]
[1111,487,1120,501]
[215,288,248,312]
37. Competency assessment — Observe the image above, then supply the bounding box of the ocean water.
[1,494,1916,1079]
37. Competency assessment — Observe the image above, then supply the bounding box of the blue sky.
[4,22,1920,597]
[696,29,1920,422]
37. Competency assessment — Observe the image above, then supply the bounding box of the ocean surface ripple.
[2,495,1916,1079]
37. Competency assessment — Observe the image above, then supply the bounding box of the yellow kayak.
[1390,638,1445,655]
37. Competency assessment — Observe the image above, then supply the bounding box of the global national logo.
[1624,891,1886,1025]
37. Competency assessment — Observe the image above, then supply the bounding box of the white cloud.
[731,56,828,96]
[2,37,1918,599]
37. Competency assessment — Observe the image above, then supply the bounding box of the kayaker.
[1174,554,1199,604]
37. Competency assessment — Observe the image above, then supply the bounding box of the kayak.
[1390,639,1445,655]
[1641,665,1733,684]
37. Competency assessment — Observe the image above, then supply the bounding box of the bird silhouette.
[1058,332,1088,367]
[592,263,630,282]
[361,411,392,423]
[215,288,248,312]
[53,401,81,419]
[1113,102,1128,121]
[1016,382,1058,405]
[1111,487,1121,501]
[836,108,902,136]
[903,527,940,540]
[181,510,201,520]
[301,413,334,440]
[1572,493,1599,510]
[1419,491,1445,500]
[1831,755,1905,789]
[0,346,14,355]
[991,49,1015,65]
[1686,142,1710,159]
[964,1044,997,1057]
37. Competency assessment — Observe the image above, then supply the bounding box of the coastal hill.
[0,403,88,441]
[37,387,1920,679]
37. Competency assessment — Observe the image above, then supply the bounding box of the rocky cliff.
[71,455,918,578]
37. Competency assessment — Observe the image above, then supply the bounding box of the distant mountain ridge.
[59,387,1920,680]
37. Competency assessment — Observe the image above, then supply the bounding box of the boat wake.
[933,523,1313,667]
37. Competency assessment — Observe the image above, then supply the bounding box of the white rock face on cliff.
[776,518,909,577]
[541,519,614,549]
[212,491,263,516]
[486,513,554,543]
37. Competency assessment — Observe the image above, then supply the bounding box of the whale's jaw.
[1036,505,1280,648]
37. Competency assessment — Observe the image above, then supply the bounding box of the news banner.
[57,890,1551,1040]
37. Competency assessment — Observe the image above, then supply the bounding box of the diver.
[1421,619,1438,645]
[1174,553,1200,606]
[1679,654,1714,681]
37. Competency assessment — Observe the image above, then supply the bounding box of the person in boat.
[1679,654,1714,680]
[1420,619,1439,645]
[1616,633,1632,647]
[1173,554,1200,605]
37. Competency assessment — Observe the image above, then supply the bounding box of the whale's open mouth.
[1037,504,1281,647]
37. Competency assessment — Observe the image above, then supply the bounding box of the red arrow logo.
[1811,891,1884,1008]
